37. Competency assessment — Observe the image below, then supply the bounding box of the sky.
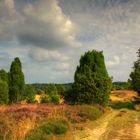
[0,0,140,83]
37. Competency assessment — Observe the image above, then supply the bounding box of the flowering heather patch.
[0,104,103,140]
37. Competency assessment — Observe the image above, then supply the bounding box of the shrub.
[41,95,51,103]
[50,94,60,104]
[41,120,68,135]
[110,101,134,110]
[26,132,51,140]
[76,105,103,120]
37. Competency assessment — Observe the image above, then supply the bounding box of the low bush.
[41,95,51,103]
[50,94,60,104]
[76,105,103,121]
[26,132,52,140]
[110,101,134,110]
[41,119,68,135]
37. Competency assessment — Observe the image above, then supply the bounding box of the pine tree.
[72,50,112,106]
[130,48,140,94]
[9,57,25,103]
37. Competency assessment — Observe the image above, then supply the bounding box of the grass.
[100,109,140,140]
[26,119,68,140]
[41,120,68,135]
[75,105,103,120]
[0,104,104,140]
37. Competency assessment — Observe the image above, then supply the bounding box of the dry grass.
[110,90,138,102]
[0,104,103,140]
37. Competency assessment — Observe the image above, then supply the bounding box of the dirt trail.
[75,90,140,140]
[80,110,140,140]
[73,110,118,140]
[88,111,117,140]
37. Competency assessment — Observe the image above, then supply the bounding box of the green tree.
[72,50,112,106]
[130,48,140,94]
[0,80,9,104]
[0,69,8,83]
[55,84,66,95]
[24,84,35,103]
[9,57,25,103]
[45,84,57,95]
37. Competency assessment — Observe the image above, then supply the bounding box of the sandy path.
[79,90,140,140]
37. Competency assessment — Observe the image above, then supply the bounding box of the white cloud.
[30,48,69,61]
[0,0,81,49]
[107,56,120,67]
[0,0,140,82]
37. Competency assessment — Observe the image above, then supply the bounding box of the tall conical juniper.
[73,50,112,106]
[9,57,25,103]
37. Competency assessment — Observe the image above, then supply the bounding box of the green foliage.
[72,50,112,106]
[76,105,103,120]
[0,69,9,83]
[110,101,134,110]
[40,93,60,104]
[45,84,57,95]
[9,57,25,103]
[130,48,140,94]
[0,80,9,104]
[26,120,68,140]
[26,131,52,140]
[24,85,35,103]
[50,94,60,104]
[32,83,72,95]
[41,120,68,135]
[55,84,66,95]
[41,95,51,103]
[112,82,131,90]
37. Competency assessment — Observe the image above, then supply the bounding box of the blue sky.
[0,0,140,83]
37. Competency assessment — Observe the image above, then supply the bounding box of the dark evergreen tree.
[130,48,140,94]
[9,57,25,103]
[72,50,112,106]
[0,80,9,104]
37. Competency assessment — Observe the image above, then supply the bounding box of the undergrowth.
[0,104,104,140]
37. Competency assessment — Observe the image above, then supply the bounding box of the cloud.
[0,0,140,82]
[29,48,69,61]
[107,56,120,67]
[59,0,140,81]
[0,0,81,49]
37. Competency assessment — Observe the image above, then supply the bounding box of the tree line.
[0,49,140,105]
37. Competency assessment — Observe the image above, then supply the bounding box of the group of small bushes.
[26,119,69,140]
[24,83,66,104]
[40,94,60,104]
